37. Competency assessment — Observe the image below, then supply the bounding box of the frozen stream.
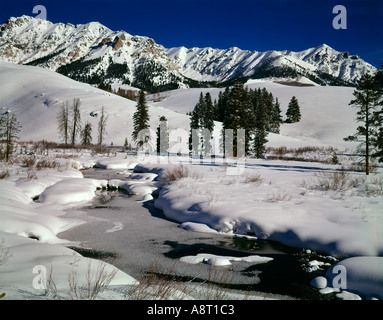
[59,168,328,300]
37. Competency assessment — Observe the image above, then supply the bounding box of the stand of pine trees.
[189,84,295,158]
[188,92,215,157]
[214,84,286,158]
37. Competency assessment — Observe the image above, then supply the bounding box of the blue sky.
[1,0,382,68]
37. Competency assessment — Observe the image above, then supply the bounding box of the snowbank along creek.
[59,167,337,299]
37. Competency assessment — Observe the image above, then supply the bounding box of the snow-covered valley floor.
[1,148,382,300]
[0,62,382,300]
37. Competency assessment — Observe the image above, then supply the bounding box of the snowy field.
[0,62,382,300]
[1,150,382,300]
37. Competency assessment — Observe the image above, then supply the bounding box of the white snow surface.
[0,232,137,300]
[144,158,383,259]
[149,79,359,149]
[0,61,191,147]
[0,153,145,299]
[180,253,273,267]
[38,177,107,204]
[0,169,88,244]
[324,257,383,299]
[0,61,361,150]
[0,62,382,300]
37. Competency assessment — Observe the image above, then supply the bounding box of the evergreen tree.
[344,73,383,174]
[0,111,21,162]
[253,89,268,158]
[223,83,255,157]
[57,101,70,146]
[70,98,82,145]
[373,122,383,163]
[286,96,301,123]
[81,121,92,146]
[156,115,169,155]
[189,93,204,156]
[216,84,284,158]
[132,90,150,150]
[188,92,215,157]
[223,83,242,157]
[261,89,274,131]
[203,92,215,132]
[242,87,256,156]
[202,92,215,155]
[331,152,339,165]
[214,87,230,122]
[250,88,261,115]
[97,106,108,147]
[371,67,383,163]
[269,97,282,134]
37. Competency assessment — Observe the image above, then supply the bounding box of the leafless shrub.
[27,169,37,180]
[364,175,383,197]
[303,168,383,198]
[267,146,341,164]
[266,192,291,203]
[36,159,61,170]
[20,155,37,168]
[44,266,58,298]
[273,146,288,159]
[294,146,322,155]
[313,169,351,193]
[43,259,118,300]
[348,157,378,174]
[205,191,219,207]
[0,239,11,299]
[244,173,263,185]
[67,260,118,300]
[0,168,9,179]
[190,171,203,180]
[199,265,235,300]
[160,164,190,185]
[0,239,12,267]
[54,154,78,159]
[127,262,187,300]
[127,261,236,300]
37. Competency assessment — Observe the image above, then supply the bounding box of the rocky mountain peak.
[0,16,377,92]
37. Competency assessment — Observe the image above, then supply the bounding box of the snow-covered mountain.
[0,16,187,92]
[168,44,376,85]
[0,15,377,91]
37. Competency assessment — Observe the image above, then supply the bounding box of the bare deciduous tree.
[70,98,82,145]
[0,111,21,162]
[57,101,70,146]
[97,106,108,147]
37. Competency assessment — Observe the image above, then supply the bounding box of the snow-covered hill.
[0,61,190,146]
[0,61,358,150]
[0,16,377,91]
[149,77,358,149]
